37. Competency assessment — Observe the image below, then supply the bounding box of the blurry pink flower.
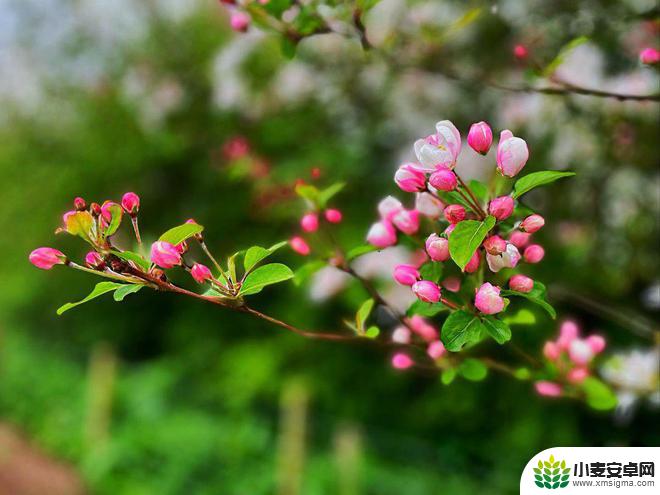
[567,367,589,384]
[513,44,528,60]
[427,340,446,360]
[415,192,444,218]
[378,196,404,220]
[639,47,660,65]
[509,231,531,249]
[523,244,545,263]
[509,274,534,293]
[535,381,562,397]
[74,197,86,211]
[586,334,606,354]
[488,196,514,221]
[442,277,461,292]
[121,192,140,215]
[467,121,493,155]
[520,214,545,233]
[300,213,319,233]
[444,204,466,224]
[464,250,481,273]
[29,247,66,270]
[425,233,450,262]
[393,264,420,286]
[483,235,506,255]
[474,282,504,314]
[408,315,439,342]
[391,326,411,344]
[543,341,561,361]
[412,280,441,303]
[557,320,580,350]
[324,209,342,223]
[392,353,413,370]
[223,136,250,159]
[395,163,427,192]
[230,11,250,32]
[367,221,397,248]
[150,241,182,269]
[85,251,104,269]
[191,263,212,283]
[290,236,311,256]
[392,209,420,235]
[486,243,520,273]
[429,169,457,191]
[497,130,529,177]
[568,339,594,366]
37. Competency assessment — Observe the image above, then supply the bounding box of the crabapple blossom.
[474,282,505,314]
[391,326,411,344]
[523,244,545,263]
[483,235,506,255]
[394,163,427,192]
[486,243,520,272]
[639,47,660,65]
[85,251,104,269]
[29,248,66,270]
[393,264,420,286]
[444,204,465,224]
[567,367,589,384]
[509,274,534,293]
[392,353,413,370]
[74,197,86,211]
[300,213,319,232]
[428,169,457,191]
[520,214,545,233]
[290,236,311,255]
[190,263,212,283]
[543,341,560,361]
[434,120,462,161]
[568,339,595,366]
[391,209,420,235]
[586,334,606,354]
[427,340,446,360]
[509,231,531,248]
[488,196,514,221]
[467,121,493,155]
[415,192,443,218]
[229,11,250,32]
[413,121,461,171]
[377,196,403,220]
[442,277,461,292]
[324,209,342,223]
[121,192,140,215]
[408,315,439,342]
[464,250,481,273]
[535,381,562,397]
[150,241,182,269]
[425,233,449,262]
[557,320,579,350]
[497,130,529,177]
[411,280,441,303]
[366,221,397,248]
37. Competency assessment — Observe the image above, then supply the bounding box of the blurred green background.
[0,1,658,494]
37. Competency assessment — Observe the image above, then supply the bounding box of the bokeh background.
[0,0,658,494]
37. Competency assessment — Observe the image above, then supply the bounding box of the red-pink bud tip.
[300,213,319,233]
[324,209,342,223]
[190,263,213,283]
[73,197,87,211]
[150,241,182,269]
[391,353,414,370]
[467,121,493,155]
[121,192,140,215]
[29,247,66,270]
[290,236,311,256]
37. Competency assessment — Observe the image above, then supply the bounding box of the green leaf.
[406,300,448,317]
[482,316,512,344]
[280,37,297,59]
[293,260,325,286]
[318,182,345,208]
[512,171,576,199]
[582,377,617,410]
[542,36,589,77]
[458,358,488,381]
[294,184,319,204]
[448,216,496,270]
[441,310,485,352]
[356,298,374,331]
[113,284,144,301]
[501,281,556,319]
[63,211,94,240]
[503,309,536,326]
[535,481,544,488]
[103,203,123,238]
[227,251,239,283]
[468,180,488,203]
[239,263,294,296]
[111,250,151,272]
[365,326,380,339]
[559,481,569,488]
[441,368,457,385]
[57,282,124,315]
[419,261,443,282]
[158,223,204,245]
[514,368,531,380]
[243,241,287,274]
[346,244,377,260]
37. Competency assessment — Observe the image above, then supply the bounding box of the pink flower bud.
[324,209,342,223]
[90,202,102,217]
[100,201,122,226]
[121,192,140,215]
[523,244,545,263]
[586,334,606,354]
[377,196,403,220]
[464,250,481,273]
[509,274,534,293]
[412,280,441,303]
[230,11,250,32]
[509,231,531,249]
[639,47,660,65]
[486,243,520,273]
[444,224,456,237]
[444,204,465,224]
[567,367,589,384]
[557,320,580,350]
[290,236,311,256]
[393,264,420,286]
[366,221,397,248]
[520,214,545,233]
[222,136,249,159]
[534,381,562,397]
[467,121,493,155]
[408,315,439,342]
[175,242,188,254]
[300,213,319,233]
[74,197,86,211]
[85,251,105,269]
[190,263,213,283]
[427,340,446,360]
[391,326,411,344]
[483,235,506,255]
[474,282,504,314]
[391,353,413,370]
[442,277,461,292]
[568,339,594,366]
[543,341,561,361]
[415,192,444,218]
[513,44,528,60]
[488,196,514,221]
[394,163,427,192]
[29,247,66,270]
[428,169,457,191]
[150,241,182,269]
[425,233,450,262]
[497,130,529,177]
[392,209,420,235]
